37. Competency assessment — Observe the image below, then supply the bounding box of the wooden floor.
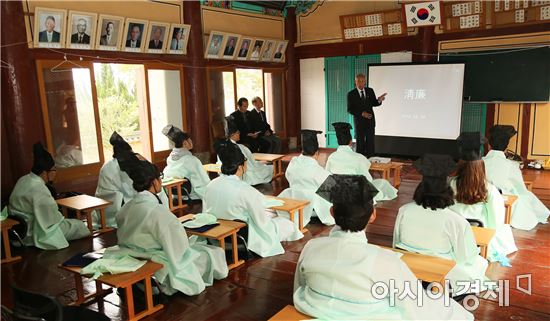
[2,150,550,321]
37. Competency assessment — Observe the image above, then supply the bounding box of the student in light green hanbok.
[204,141,302,258]
[325,122,397,202]
[8,143,90,250]
[393,154,490,293]
[277,130,335,226]
[105,156,228,296]
[482,125,549,230]
[294,174,473,320]
[222,116,273,186]
[449,132,517,263]
[162,125,210,200]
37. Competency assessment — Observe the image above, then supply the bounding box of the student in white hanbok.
[223,116,273,186]
[204,141,302,257]
[277,130,335,226]
[449,132,517,263]
[482,125,549,230]
[393,154,490,293]
[105,156,228,296]
[326,122,397,202]
[294,174,473,320]
[162,125,210,200]
[9,143,90,250]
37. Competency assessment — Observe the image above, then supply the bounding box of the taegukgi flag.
[404,1,442,27]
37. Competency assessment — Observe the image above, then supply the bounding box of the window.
[36,60,186,180]
[235,68,263,104]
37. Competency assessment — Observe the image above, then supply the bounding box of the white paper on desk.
[369,157,391,164]
[264,198,285,208]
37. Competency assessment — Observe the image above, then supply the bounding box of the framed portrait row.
[205,30,288,63]
[33,7,191,55]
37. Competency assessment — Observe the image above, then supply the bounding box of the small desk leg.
[177,185,183,209]
[288,210,295,225]
[504,207,511,225]
[394,168,401,188]
[1,228,21,264]
[84,211,93,234]
[480,245,488,259]
[220,237,225,251]
[61,207,68,218]
[298,208,308,233]
[100,209,107,230]
[383,170,390,180]
[144,277,154,311]
[125,285,135,320]
[227,232,245,270]
[74,274,86,305]
[167,188,174,211]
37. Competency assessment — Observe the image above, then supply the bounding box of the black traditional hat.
[457,132,487,161]
[316,174,379,206]
[488,125,517,151]
[109,131,132,158]
[162,125,190,146]
[301,129,322,155]
[332,122,352,146]
[218,141,246,174]
[413,154,456,178]
[31,142,55,174]
[225,116,240,137]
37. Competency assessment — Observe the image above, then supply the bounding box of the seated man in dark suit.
[249,96,282,153]
[38,16,61,43]
[229,97,259,152]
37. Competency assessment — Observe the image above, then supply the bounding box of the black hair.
[173,132,191,148]
[488,136,508,151]
[237,97,248,107]
[336,131,352,146]
[128,161,161,192]
[333,202,374,232]
[302,144,318,156]
[413,178,455,210]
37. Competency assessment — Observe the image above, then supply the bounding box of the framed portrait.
[95,14,124,51]
[65,11,97,50]
[260,39,277,62]
[167,23,191,55]
[122,18,149,53]
[272,40,288,63]
[221,34,240,59]
[236,37,253,61]
[145,21,170,54]
[249,39,265,61]
[204,31,225,59]
[33,7,67,48]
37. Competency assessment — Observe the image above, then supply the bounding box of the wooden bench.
[162,178,189,212]
[268,305,311,321]
[370,162,404,188]
[266,196,310,233]
[503,194,518,224]
[471,226,496,259]
[1,218,22,264]
[253,153,285,179]
[179,214,246,270]
[56,195,113,236]
[60,261,164,321]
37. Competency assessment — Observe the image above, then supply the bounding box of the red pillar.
[1,1,46,199]
[285,7,300,141]
[183,1,209,153]
[414,26,436,63]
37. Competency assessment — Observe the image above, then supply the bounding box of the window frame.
[35,59,187,182]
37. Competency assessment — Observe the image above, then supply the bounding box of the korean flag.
[404,1,442,27]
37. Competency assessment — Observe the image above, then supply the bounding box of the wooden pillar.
[1,1,45,199]
[413,26,436,63]
[183,1,209,153]
[285,7,300,140]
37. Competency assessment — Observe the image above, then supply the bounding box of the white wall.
[300,58,327,147]
[381,51,413,63]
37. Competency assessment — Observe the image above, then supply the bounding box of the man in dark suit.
[249,96,282,153]
[229,97,260,152]
[125,25,142,48]
[70,18,90,44]
[38,16,61,43]
[100,22,116,46]
[148,27,163,49]
[347,73,386,158]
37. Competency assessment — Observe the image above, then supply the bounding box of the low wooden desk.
[253,153,285,179]
[471,226,496,259]
[60,261,163,321]
[370,162,403,188]
[503,194,518,224]
[203,163,221,174]
[268,305,311,321]
[383,246,456,287]
[162,178,188,212]
[267,196,310,233]
[56,195,112,235]
[179,214,246,270]
[1,218,22,264]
